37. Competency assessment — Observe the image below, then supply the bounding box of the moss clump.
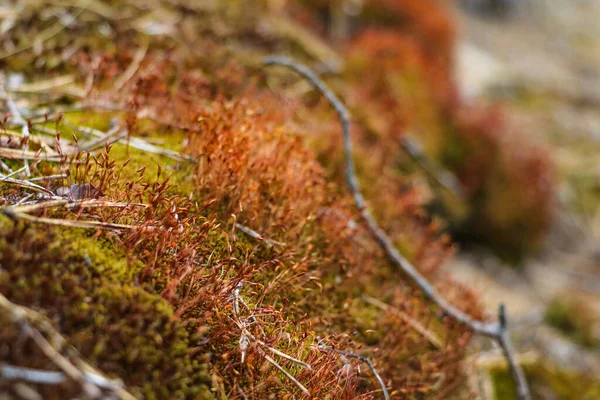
[0,221,212,399]
[490,362,600,400]
[544,295,599,348]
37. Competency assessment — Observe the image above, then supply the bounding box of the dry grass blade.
[1,85,32,175]
[0,363,130,390]
[67,120,193,161]
[265,56,532,400]
[0,0,92,60]
[0,293,136,400]
[5,199,144,213]
[28,173,70,182]
[362,295,444,349]
[2,126,66,155]
[124,136,193,162]
[3,210,139,230]
[6,75,76,94]
[2,199,149,231]
[260,350,311,396]
[232,281,312,395]
[79,125,126,152]
[114,38,149,90]
[0,147,62,161]
[0,159,13,173]
[235,223,286,247]
[2,165,31,180]
[45,0,140,20]
[1,176,57,196]
[245,331,312,371]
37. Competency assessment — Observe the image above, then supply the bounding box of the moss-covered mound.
[0,225,212,399]
[0,0,554,399]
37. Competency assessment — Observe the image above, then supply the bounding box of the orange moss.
[292,0,555,257]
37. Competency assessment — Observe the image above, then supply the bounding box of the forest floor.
[1,1,599,399]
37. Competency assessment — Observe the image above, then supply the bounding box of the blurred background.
[450,0,600,398]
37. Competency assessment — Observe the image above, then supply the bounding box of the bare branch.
[265,56,531,400]
[496,304,531,400]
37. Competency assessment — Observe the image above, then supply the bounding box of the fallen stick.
[265,56,531,400]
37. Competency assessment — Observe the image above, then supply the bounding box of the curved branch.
[264,56,531,400]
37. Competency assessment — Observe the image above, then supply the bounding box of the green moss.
[348,299,384,345]
[490,366,517,400]
[544,296,598,348]
[0,220,213,399]
[491,362,600,400]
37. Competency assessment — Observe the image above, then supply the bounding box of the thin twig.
[260,349,311,396]
[2,199,149,231]
[318,344,390,400]
[265,56,531,400]
[1,176,57,197]
[1,85,31,175]
[114,38,148,90]
[231,281,312,395]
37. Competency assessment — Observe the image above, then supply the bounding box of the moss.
[490,362,600,400]
[0,220,213,399]
[544,296,598,348]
